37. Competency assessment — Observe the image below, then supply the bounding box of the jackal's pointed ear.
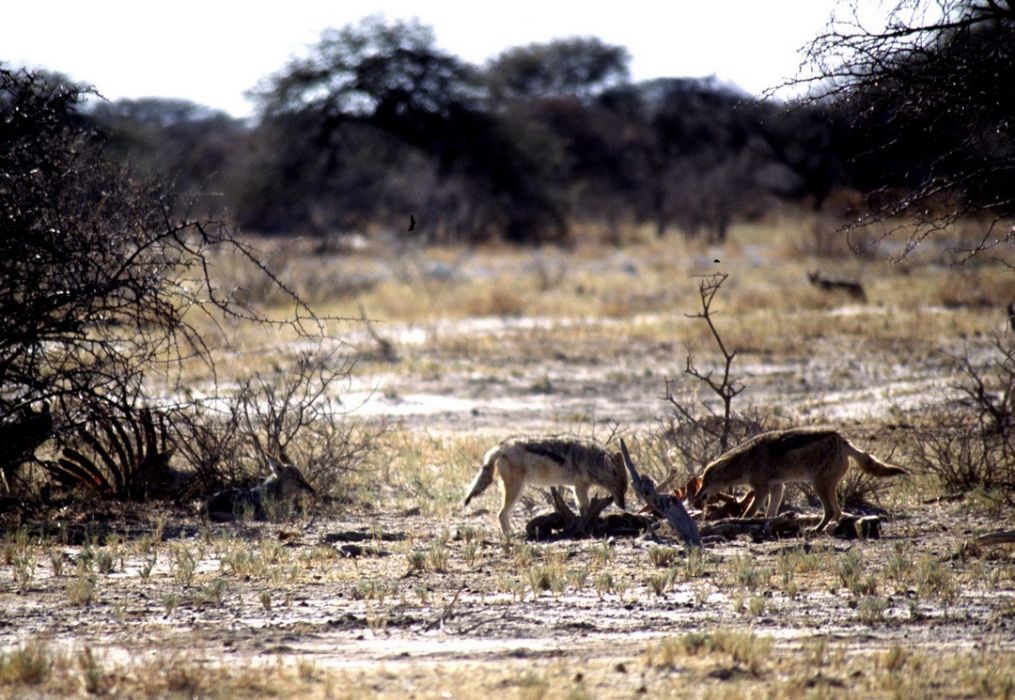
[611,451,624,467]
[690,476,702,497]
[266,457,282,476]
[676,476,699,500]
[690,477,712,508]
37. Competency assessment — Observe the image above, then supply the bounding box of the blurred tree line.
[69,7,1015,246]
[69,17,833,244]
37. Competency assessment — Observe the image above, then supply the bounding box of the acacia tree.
[87,97,249,220]
[485,37,630,102]
[796,0,1015,262]
[481,39,642,240]
[249,17,566,243]
[0,67,322,492]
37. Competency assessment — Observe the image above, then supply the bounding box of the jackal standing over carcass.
[695,427,906,533]
[464,437,628,537]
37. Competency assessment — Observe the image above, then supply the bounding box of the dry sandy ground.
[1,499,1013,697]
[334,310,967,434]
[3,241,1015,696]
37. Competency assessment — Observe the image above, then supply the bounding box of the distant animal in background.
[695,427,906,533]
[206,457,316,522]
[807,271,867,302]
[464,437,628,537]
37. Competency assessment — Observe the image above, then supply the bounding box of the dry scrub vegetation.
[3,216,1015,698]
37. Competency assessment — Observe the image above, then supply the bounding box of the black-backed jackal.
[464,437,628,537]
[807,271,867,301]
[696,427,906,533]
[206,457,316,522]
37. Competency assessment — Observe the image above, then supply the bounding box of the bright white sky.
[3,0,843,118]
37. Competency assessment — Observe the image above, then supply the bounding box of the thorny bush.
[173,351,382,503]
[0,67,336,500]
[913,334,1015,505]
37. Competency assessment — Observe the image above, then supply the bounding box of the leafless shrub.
[911,335,1015,504]
[169,365,381,509]
[2,68,340,505]
[654,411,767,485]
[656,273,768,481]
[914,418,1015,505]
[234,351,349,452]
[169,402,246,498]
[172,351,381,502]
[952,336,1015,438]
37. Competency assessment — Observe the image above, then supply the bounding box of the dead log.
[525,509,566,540]
[619,439,702,548]
[699,512,883,542]
[700,515,803,541]
[975,530,1015,546]
[564,490,613,535]
[525,488,651,541]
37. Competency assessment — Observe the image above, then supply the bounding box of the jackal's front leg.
[573,483,591,517]
[765,483,785,518]
[743,485,769,518]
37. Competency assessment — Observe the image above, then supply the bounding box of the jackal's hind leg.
[811,478,842,533]
[499,471,524,538]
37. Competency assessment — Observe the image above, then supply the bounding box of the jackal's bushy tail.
[464,456,497,506]
[846,441,907,477]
